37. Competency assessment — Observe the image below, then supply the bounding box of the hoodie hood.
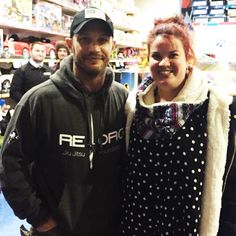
[50,55,114,103]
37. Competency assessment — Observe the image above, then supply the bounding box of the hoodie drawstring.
[89,113,95,169]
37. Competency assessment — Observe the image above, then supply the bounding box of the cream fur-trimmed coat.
[125,67,233,236]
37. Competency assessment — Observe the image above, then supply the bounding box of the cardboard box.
[0,0,32,25]
[193,16,210,22]
[210,0,225,6]
[209,5,226,15]
[32,1,62,32]
[192,6,209,15]
[209,16,227,21]
[192,0,209,7]
[61,14,73,34]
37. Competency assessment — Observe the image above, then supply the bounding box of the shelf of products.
[192,21,236,94]
[0,0,143,62]
[0,0,146,98]
[0,0,142,47]
[189,0,236,23]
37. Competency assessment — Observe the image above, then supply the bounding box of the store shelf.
[45,0,80,14]
[0,0,143,72]
[114,23,139,32]
[193,21,236,65]
[0,58,138,65]
[0,21,69,39]
[0,58,55,63]
[112,2,138,15]
[193,21,236,26]
[0,93,9,98]
[110,58,138,63]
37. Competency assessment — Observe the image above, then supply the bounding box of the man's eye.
[78,37,90,44]
[152,53,162,60]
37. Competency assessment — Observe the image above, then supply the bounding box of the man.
[52,40,70,72]
[10,41,53,103]
[0,7,128,236]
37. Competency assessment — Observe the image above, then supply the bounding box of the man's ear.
[65,37,72,50]
[112,39,116,50]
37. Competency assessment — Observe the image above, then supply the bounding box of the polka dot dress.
[121,100,208,236]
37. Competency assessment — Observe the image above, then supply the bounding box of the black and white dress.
[121,96,209,236]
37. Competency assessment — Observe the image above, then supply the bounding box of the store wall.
[135,0,181,38]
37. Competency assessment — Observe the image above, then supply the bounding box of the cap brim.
[73,19,113,36]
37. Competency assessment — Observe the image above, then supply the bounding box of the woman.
[52,40,70,72]
[121,15,236,235]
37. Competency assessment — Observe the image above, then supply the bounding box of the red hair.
[147,15,196,65]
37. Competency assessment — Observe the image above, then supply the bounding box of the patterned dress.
[121,96,209,236]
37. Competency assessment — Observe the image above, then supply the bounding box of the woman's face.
[149,35,189,95]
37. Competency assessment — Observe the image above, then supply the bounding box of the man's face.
[31,44,46,63]
[71,21,113,77]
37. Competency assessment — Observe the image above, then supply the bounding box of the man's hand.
[36,217,57,232]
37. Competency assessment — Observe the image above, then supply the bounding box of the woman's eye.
[169,53,178,59]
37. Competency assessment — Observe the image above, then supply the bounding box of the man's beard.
[33,58,44,63]
[75,57,105,77]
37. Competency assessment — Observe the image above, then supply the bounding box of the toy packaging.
[32,1,62,32]
[0,0,32,26]
[0,29,3,56]
[61,14,73,34]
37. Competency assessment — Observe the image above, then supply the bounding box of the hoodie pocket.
[57,183,92,231]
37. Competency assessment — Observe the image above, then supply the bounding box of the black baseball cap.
[70,7,114,38]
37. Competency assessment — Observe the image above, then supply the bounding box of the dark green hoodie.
[0,55,128,236]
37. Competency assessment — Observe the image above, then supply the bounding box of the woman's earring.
[186,64,193,77]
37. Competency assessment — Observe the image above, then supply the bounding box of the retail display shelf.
[0,93,9,99]
[0,58,139,64]
[0,58,56,63]
[114,23,139,33]
[110,58,138,63]
[116,42,142,49]
[111,1,138,15]
[45,0,80,14]
[0,21,69,39]
[193,21,236,26]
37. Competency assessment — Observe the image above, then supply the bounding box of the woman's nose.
[159,57,170,65]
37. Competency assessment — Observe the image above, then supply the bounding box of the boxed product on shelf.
[87,0,101,8]
[116,71,138,91]
[61,14,73,34]
[226,4,236,16]
[227,8,236,16]
[209,15,227,21]
[209,0,225,6]
[192,0,209,7]
[74,0,88,9]
[192,6,209,16]
[0,0,32,26]
[32,1,62,32]
[227,16,236,20]
[0,29,3,56]
[64,0,75,6]
[209,5,226,15]
[193,15,210,21]
[227,0,236,4]
[0,74,13,95]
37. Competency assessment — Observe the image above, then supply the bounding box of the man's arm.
[0,102,51,227]
[10,68,25,103]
